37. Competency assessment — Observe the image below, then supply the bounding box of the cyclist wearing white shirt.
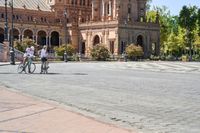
[40,45,48,73]
[23,46,35,66]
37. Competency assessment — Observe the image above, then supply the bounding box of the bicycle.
[17,57,36,74]
[40,60,49,74]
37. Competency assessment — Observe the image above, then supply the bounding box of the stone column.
[49,36,51,47]
[105,30,109,46]
[113,0,116,19]
[146,32,151,57]
[8,33,10,42]
[115,29,119,55]
[2,41,9,62]
[35,36,38,44]
[22,35,24,41]
[59,37,62,46]
[46,36,48,46]
[18,35,20,41]
[32,34,34,40]
[92,0,94,20]
[102,0,105,21]
[156,32,160,56]
[109,0,112,16]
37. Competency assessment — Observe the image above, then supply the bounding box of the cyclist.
[40,45,48,74]
[23,46,35,65]
[22,46,35,72]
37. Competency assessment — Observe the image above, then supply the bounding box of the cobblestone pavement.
[100,61,200,73]
[0,62,200,133]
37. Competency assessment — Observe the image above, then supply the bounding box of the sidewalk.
[0,86,136,133]
[0,62,10,66]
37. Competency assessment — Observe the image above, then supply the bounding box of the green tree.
[147,6,173,55]
[125,44,144,60]
[90,44,110,61]
[54,44,75,56]
[14,38,36,52]
[179,6,198,60]
[146,0,152,11]
[164,27,185,57]
[198,9,200,35]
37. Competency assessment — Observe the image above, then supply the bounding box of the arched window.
[128,4,131,14]
[107,4,110,15]
[137,35,143,47]
[93,35,100,46]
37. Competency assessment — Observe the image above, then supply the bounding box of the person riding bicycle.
[22,46,35,73]
[40,45,48,74]
[23,46,35,66]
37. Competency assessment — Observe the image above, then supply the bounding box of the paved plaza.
[0,61,200,133]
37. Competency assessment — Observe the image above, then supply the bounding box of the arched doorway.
[0,28,4,43]
[37,30,47,46]
[137,35,143,47]
[81,42,85,54]
[24,29,33,39]
[10,28,20,41]
[93,35,100,46]
[51,31,59,46]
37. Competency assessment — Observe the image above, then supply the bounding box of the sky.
[151,0,200,16]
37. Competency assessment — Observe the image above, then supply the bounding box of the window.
[87,0,89,6]
[128,4,131,14]
[107,4,110,15]
[1,13,4,18]
[110,41,114,54]
[120,41,126,54]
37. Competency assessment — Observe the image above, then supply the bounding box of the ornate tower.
[50,0,92,50]
[116,0,147,23]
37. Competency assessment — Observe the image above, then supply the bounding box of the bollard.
[124,53,127,62]
[10,49,15,65]
[78,53,81,61]
[64,51,68,62]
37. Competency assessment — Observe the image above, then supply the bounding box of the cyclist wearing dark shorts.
[40,45,48,74]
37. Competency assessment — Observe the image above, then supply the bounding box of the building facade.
[0,0,160,58]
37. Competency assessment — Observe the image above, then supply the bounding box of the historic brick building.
[0,0,160,58]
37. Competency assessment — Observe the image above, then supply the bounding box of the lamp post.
[9,0,15,65]
[64,8,67,44]
[63,8,68,62]
[4,0,8,41]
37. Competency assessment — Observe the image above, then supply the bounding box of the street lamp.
[63,8,68,62]
[64,8,67,44]
[9,0,15,65]
[4,0,8,41]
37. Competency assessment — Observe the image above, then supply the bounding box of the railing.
[0,43,3,53]
[12,48,24,61]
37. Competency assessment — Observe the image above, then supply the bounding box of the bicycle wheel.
[44,62,48,74]
[25,63,36,74]
[17,63,24,73]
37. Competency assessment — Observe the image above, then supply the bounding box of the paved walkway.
[0,86,135,133]
[0,62,10,66]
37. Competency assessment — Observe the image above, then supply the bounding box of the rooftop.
[0,0,51,12]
